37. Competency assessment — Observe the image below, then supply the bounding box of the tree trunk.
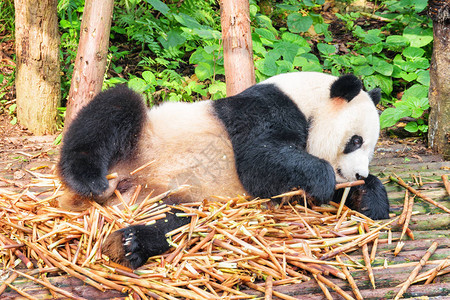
[64,0,114,127]
[14,0,60,135]
[428,0,450,160]
[220,0,255,97]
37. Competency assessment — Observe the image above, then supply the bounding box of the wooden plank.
[0,274,126,299]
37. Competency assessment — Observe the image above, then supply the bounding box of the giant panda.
[58,72,389,268]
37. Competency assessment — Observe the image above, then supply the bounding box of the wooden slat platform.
[0,142,449,299]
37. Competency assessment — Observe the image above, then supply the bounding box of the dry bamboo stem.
[316,273,355,300]
[130,160,155,175]
[442,174,450,196]
[398,190,409,225]
[245,281,299,300]
[424,257,449,284]
[336,255,363,300]
[5,283,39,300]
[390,175,450,214]
[370,237,378,263]
[335,180,365,189]
[362,239,375,289]
[394,241,439,300]
[337,187,351,218]
[400,195,414,241]
[0,272,19,296]
[320,217,398,260]
[264,276,273,300]
[0,234,33,268]
[313,274,333,300]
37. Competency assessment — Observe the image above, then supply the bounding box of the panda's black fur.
[58,72,390,269]
[59,86,146,199]
[213,83,336,203]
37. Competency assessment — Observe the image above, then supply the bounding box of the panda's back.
[130,100,246,202]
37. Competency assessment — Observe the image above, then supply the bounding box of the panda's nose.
[356,173,366,180]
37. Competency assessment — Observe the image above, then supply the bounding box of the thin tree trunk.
[64,0,114,127]
[14,0,60,135]
[428,0,450,160]
[220,0,255,97]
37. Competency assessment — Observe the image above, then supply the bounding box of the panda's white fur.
[116,101,247,202]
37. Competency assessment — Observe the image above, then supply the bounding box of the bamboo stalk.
[400,195,414,241]
[316,273,355,300]
[442,174,450,196]
[264,276,273,300]
[335,180,365,189]
[0,234,34,268]
[424,257,449,284]
[0,272,19,296]
[320,217,398,261]
[336,255,363,300]
[5,283,39,300]
[370,237,378,263]
[245,281,298,300]
[390,175,450,214]
[394,241,439,300]
[398,190,409,225]
[130,160,155,175]
[313,274,333,300]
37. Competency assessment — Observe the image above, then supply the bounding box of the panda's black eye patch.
[344,135,363,154]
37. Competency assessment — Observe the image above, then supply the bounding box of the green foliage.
[0,0,14,39]
[53,0,432,136]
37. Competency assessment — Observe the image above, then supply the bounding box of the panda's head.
[264,72,382,183]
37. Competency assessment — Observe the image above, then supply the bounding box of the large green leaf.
[403,26,433,48]
[287,13,313,33]
[404,122,419,133]
[274,41,300,63]
[128,78,149,93]
[416,70,430,86]
[317,43,336,55]
[146,0,170,17]
[402,47,425,59]
[195,62,214,81]
[385,35,410,48]
[364,74,393,95]
[372,59,393,76]
[380,107,403,128]
[403,84,429,99]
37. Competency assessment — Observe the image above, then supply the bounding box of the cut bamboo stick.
[394,241,439,300]
[390,175,450,214]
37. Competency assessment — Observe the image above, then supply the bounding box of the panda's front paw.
[336,174,390,220]
[306,161,336,205]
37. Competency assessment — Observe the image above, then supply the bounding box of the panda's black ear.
[368,88,381,105]
[330,74,362,102]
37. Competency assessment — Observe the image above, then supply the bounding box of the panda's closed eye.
[344,135,363,154]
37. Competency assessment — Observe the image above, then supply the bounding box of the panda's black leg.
[333,174,390,220]
[103,211,191,269]
[58,86,146,199]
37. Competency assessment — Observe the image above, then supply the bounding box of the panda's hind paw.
[103,227,149,269]
[103,224,173,269]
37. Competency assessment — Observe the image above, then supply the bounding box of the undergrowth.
[4,0,434,136]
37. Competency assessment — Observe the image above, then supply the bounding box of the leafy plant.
[51,0,433,137]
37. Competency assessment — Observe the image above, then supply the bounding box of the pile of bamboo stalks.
[0,171,448,299]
